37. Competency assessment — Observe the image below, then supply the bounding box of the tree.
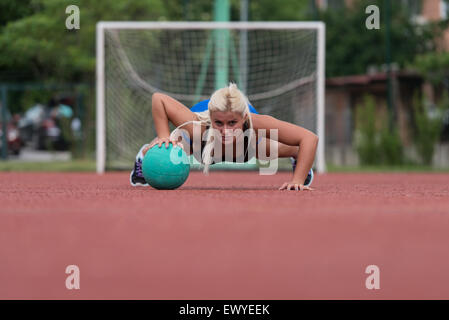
[0,0,169,156]
[413,52,449,86]
[316,0,446,77]
[0,0,167,83]
[412,92,448,165]
[0,0,33,28]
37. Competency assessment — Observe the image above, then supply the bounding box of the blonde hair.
[170,82,254,174]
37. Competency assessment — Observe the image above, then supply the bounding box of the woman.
[130,83,318,191]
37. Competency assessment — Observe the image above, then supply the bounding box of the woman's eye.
[215,121,223,126]
[228,121,236,126]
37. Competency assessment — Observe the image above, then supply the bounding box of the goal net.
[96,22,326,173]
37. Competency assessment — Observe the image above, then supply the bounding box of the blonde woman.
[130,83,318,191]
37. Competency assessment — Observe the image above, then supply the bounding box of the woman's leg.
[255,137,298,160]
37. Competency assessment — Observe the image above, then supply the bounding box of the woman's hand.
[143,137,184,156]
[279,181,314,191]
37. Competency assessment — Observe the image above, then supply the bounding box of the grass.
[327,164,449,173]
[0,159,448,173]
[0,160,96,172]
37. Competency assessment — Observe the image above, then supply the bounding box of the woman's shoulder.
[250,113,276,130]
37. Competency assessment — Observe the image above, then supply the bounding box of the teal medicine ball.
[142,143,190,190]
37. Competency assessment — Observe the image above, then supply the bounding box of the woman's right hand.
[143,137,184,156]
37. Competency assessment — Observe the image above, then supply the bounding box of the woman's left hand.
[279,182,314,191]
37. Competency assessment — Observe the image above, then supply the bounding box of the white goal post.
[96,21,326,174]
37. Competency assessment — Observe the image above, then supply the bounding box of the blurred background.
[0,0,448,171]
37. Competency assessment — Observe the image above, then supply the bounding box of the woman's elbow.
[152,92,164,105]
[298,132,318,148]
[152,92,167,114]
[308,133,319,148]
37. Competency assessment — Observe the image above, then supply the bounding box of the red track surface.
[1,171,449,299]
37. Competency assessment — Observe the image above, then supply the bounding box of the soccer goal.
[96,21,326,174]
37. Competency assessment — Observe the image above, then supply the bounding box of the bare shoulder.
[252,113,308,131]
[250,113,277,130]
[251,113,295,131]
[250,113,317,145]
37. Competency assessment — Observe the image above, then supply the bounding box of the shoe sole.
[129,170,149,187]
[304,169,314,187]
[291,157,314,187]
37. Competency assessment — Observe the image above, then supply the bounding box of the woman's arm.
[146,93,200,152]
[252,114,319,189]
[152,93,199,139]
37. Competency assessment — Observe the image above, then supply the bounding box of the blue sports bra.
[191,99,259,114]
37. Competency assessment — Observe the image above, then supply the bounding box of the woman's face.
[210,111,247,144]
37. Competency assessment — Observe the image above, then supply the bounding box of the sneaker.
[130,144,150,187]
[291,157,314,187]
[303,168,314,187]
[130,158,148,187]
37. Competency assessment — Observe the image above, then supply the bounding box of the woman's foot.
[130,144,150,187]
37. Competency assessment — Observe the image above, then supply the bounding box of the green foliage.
[59,116,72,146]
[248,0,309,21]
[20,90,52,109]
[164,0,212,21]
[0,160,96,172]
[355,95,380,165]
[317,0,446,77]
[379,125,403,165]
[0,0,443,81]
[0,0,167,82]
[412,92,447,165]
[355,95,403,165]
[0,0,34,28]
[0,0,169,159]
[162,0,310,23]
[327,163,449,173]
[413,52,449,85]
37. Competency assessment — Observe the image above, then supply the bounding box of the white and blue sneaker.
[291,157,314,187]
[130,144,150,187]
